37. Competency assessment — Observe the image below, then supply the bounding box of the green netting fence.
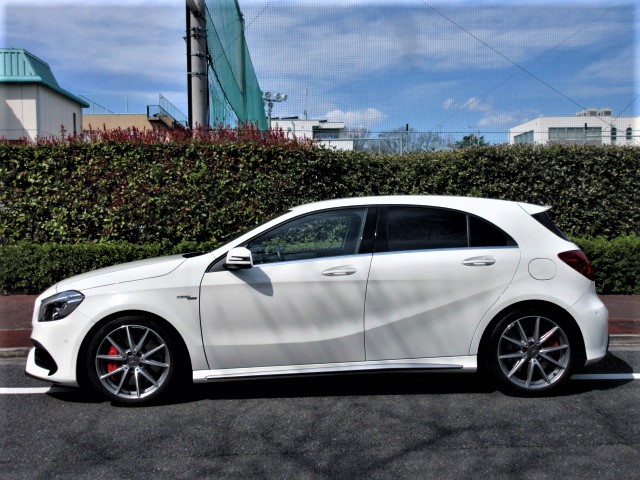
[205,0,267,129]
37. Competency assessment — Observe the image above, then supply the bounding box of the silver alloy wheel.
[94,324,171,400]
[497,315,571,390]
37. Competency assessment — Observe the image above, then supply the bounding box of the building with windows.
[271,117,354,150]
[508,109,638,146]
[0,49,89,141]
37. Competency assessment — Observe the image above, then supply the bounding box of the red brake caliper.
[545,335,560,365]
[107,345,119,373]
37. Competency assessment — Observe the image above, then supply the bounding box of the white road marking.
[572,373,640,381]
[0,386,72,394]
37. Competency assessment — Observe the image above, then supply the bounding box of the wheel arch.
[76,309,193,388]
[476,300,586,372]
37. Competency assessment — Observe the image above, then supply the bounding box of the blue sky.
[2,0,638,143]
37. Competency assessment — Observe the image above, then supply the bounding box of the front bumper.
[24,297,89,387]
[25,345,80,387]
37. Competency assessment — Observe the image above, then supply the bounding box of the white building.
[271,117,354,150]
[508,109,639,146]
[0,49,89,142]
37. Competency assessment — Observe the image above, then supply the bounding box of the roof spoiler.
[518,202,551,215]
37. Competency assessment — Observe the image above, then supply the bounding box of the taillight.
[558,250,595,281]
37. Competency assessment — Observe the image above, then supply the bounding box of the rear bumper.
[569,284,609,365]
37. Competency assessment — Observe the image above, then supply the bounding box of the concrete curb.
[0,347,29,359]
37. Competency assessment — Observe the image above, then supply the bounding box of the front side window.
[246,208,368,265]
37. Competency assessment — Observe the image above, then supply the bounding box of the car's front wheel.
[86,316,177,405]
[488,309,578,395]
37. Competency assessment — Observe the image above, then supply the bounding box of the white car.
[26,196,608,404]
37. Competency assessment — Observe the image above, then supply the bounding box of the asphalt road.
[1,347,639,480]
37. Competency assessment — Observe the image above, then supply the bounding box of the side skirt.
[193,355,477,383]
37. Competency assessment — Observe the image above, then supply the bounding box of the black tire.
[487,308,578,395]
[86,316,177,405]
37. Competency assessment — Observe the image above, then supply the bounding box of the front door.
[200,207,373,370]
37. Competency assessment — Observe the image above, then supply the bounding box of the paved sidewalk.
[1,294,639,357]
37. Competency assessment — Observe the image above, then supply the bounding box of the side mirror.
[224,247,253,270]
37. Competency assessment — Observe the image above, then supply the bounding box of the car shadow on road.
[580,349,637,374]
[46,351,634,407]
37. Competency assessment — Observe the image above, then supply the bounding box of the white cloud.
[5,4,186,92]
[460,97,492,112]
[446,97,519,126]
[444,97,493,113]
[2,0,634,130]
[244,1,633,81]
[478,113,518,126]
[325,108,387,128]
[578,46,637,83]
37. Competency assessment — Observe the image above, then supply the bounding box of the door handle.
[322,266,357,276]
[462,256,496,267]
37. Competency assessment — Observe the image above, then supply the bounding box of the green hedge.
[1,140,638,294]
[1,142,638,245]
[574,235,640,295]
[1,236,638,294]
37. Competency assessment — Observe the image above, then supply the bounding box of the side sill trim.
[193,356,477,382]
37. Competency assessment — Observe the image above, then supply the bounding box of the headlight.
[38,291,85,322]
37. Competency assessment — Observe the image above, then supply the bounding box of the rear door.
[364,206,520,360]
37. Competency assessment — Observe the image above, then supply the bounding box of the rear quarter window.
[469,215,516,247]
[532,211,569,241]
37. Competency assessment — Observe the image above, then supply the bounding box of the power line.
[613,95,638,120]
[418,1,626,130]
[244,1,274,30]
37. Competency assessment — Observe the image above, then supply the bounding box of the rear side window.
[383,206,515,253]
[387,207,467,251]
[532,211,569,241]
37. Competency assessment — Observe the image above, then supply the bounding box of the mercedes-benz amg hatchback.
[26,196,608,404]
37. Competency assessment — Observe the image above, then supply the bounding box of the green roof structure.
[0,48,89,107]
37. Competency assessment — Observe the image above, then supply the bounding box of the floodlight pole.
[263,92,287,129]
[187,0,209,130]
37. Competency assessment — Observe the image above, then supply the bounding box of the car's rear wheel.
[488,309,577,395]
[86,316,176,405]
